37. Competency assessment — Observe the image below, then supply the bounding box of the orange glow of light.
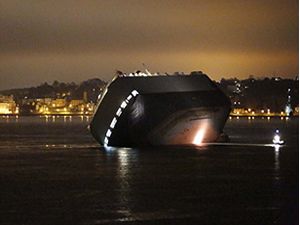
[193,128,205,146]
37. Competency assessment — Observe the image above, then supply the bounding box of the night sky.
[0,0,298,90]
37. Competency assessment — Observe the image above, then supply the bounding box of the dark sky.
[0,0,298,90]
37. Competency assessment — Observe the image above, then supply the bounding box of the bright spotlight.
[193,129,205,146]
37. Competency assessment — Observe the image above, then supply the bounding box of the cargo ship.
[90,71,231,147]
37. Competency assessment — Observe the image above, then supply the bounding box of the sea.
[0,116,298,225]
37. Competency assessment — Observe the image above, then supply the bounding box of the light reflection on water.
[0,115,92,123]
[273,145,281,179]
[117,148,132,216]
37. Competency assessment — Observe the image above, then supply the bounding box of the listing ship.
[90,71,231,147]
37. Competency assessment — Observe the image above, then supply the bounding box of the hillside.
[0,78,107,103]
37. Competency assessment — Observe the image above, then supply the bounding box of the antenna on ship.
[115,70,125,76]
[142,63,152,76]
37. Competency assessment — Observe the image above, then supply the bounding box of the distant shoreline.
[0,114,298,118]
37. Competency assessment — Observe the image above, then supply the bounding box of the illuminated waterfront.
[0,116,298,224]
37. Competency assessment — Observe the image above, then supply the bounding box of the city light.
[0,89,297,118]
[0,107,11,114]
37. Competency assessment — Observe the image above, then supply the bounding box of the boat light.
[110,117,117,129]
[121,101,127,109]
[104,89,140,146]
[106,129,112,138]
[116,108,122,116]
[132,90,139,97]
[273,129,284,145]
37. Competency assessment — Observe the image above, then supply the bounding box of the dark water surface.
[0,116,298,225]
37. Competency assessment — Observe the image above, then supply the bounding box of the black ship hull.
[90,72,231,147]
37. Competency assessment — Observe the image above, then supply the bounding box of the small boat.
[273,129,284,145]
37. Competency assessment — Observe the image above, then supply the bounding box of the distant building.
[50,99,67,108]
[0,95,18,114]
[18,96,96,115]
[69,99,84,108]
